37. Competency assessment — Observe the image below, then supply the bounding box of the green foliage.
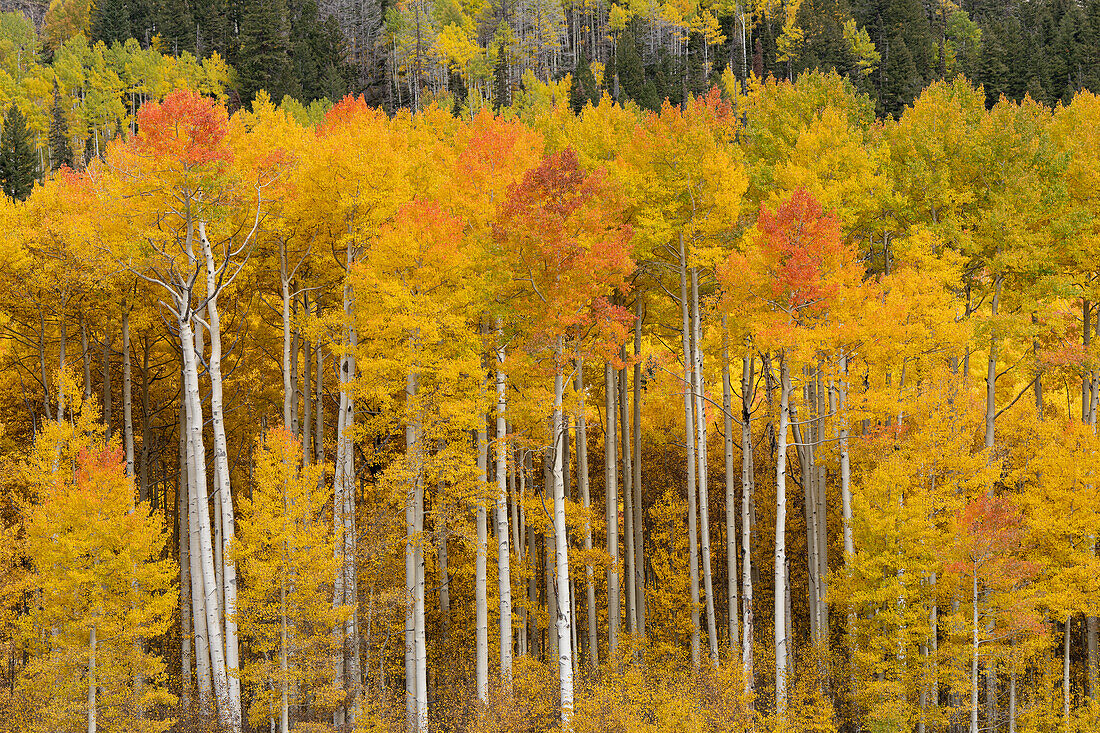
[0,104,35,199]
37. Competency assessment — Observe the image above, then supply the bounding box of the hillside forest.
[3,2,1100,732]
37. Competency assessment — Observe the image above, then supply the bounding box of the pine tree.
[48,79,73,172]
[0,105,36,200]
[237,0,292,104]
[569,53,598,113]
[89,0,132,46]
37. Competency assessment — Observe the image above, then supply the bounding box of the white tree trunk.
[619,355,636,636]
[87,623,96,733]
[122,309,134,478]
[632,302,645,637]
[199,223,241,731]
[476,413,489,702]
[179,313,233,731]
[575,359,598,668]
[495,326,513,685]
[721,318,739,656]
[679,235,701,668]
[552,341,574,724]
[740,350,755,697]
[604,361,620,660]
[775,355,790,717]
[178,402,193,711]
[692,268,718,664]
[404,373,417,730]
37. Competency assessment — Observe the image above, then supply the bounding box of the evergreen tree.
[569,53,598,113]
[493,42,509,110]
[48,79,73,172]
[237,0,293,104]
[89,0,132,46]
[0,105,36,201]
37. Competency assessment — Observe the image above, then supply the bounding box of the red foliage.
[319,94,377,135]
[947,494,1036,585]
[754,188,845,312]
[135,90,230,167]
[493,147,634,352]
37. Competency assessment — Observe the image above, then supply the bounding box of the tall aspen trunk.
[58,317,66,421]
[82,316,92,403]
[315,339,324,467]
[185,388,211,710]
[741,349,755,697]
[495,322,513,685]
[87,623,96,733]
[279,567,289,733]
[180,313,232,730]
[178,402,193,712]
[619,354,636,636]
[332,259,361,727]
[404,372,422,730]
[775,355,790,717]
[604,361,620,659]
[1064,618,1072,726]
[122,310,133,478]
[632,302,645,636]
[101,329,111,434]
[552,338,574,724]
[39,308,51,422]
[281,246,294,428]
[414,440,427,733]
[692,268,718,664]
[140,339,151,503]
[476,414,489,702]
[721,319,739,655]
[679,236,701,669]
[984,277,1002,451]
[302,293,311,467]
[199,223,241,730]
[576,359,598,667]
[970,573,980,733]
[290,297,300,435]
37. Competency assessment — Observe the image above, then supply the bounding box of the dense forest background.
[3,1,1100,733]
[1,0,1100,119]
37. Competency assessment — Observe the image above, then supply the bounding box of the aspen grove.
[8,70,1100,733]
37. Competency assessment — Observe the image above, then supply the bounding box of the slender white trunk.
[692,269,718,664]
[552,339,574,724]
[180,313,232,731]
[1064,618,1072,726]
[123,309,134,478]
[620,355,636,636]
[82,316,92,403]
[679,235,701,668]
[199,223,241,731]
[414,444,427,733]
[476,413,489,702]
[495,325,513,685]
[575,359,598,668]
[984,277,1002,450]
[721,318,739,656]
[775,355,790,717]
[178,403,193,711]
[632,303,645,636]
[604,361,620,659]
[741,349,755,697]
[87,623,96,733]
[185,388,211,709]
[279,570,289,733]
[404,373,417,730]
[971,572,980,733]
[281,245,293,428]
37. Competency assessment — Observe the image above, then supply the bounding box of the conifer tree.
[0,104,35,201]
[569,53,598,113]
[48,79,73,171]
[237,0,293,104]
